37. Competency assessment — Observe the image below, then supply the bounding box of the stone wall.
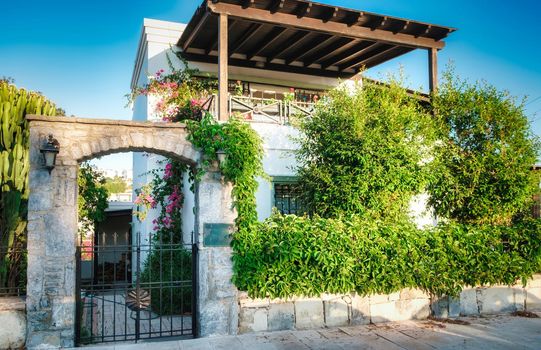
[238,274,541,333]
[0,297,26,349]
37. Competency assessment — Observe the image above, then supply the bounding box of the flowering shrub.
[128,57,216,122]
[133,184,156,221]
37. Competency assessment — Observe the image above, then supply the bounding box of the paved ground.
[82,291,191,341]
[77,315,541,350]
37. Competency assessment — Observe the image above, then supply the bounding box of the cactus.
[0,80,58,293]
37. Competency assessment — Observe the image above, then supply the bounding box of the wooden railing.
[205,94,314,124]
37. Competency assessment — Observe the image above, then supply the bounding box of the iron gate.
[75,230,197,345]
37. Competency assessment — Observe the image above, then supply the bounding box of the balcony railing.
[205,94,315,124]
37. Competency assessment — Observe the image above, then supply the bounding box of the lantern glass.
[43,151,57,170]
[216,150,226,164]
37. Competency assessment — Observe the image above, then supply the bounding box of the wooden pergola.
[178,0,456,120]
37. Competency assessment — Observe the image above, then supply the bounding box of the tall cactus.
[0,80,58,293]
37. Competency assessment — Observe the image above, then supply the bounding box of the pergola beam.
[269,0,285,14]
[241,0,254,9]
[218,13,228,121]
[322,7,338,23]
[229,22,263,55]
[346,46,405,72]
[182,12,210,51]
[285,34,335,65]
[428,47,438,92]
[323,41,380,70]
[246,26,288,60]
[266,31,310,62]
[296,2,312,18]
[304,38,359,68]
[207,1,445,49]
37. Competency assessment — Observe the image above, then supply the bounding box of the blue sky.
[2,0,540,170]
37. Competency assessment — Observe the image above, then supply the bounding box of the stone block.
[239,296,270,308]
[400,288,429,300]
[460,288,479,316]
[430,296,449,318]
[525,287,541,311]
[397,299,430,320]
[295,299,324,329]
[268,302,295,331]
[324,298,349,327]
[239,307,268,333]
[0,310,26,349]
[351,294,370,325]
[514,288,526,312]
[449,297,461,317]
[80,142,92,158]
[370,301,397,323]
[388,291,401,301]
[370,293,389,304]
[478,287,516,315]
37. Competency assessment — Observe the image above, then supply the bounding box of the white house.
[130,1,454,245]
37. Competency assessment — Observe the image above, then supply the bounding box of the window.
[273,182,303,215]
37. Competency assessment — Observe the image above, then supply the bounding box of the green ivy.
[186,113,265,233]
[235,212,541,298]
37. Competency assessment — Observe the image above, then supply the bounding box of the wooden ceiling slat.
[363,47,415,69]
[322,41,379,69]
[182,52,353,78]
[181,12,210,51]
[343,46,406,71]
[206,19,239,54]
[246,27,288,60]
[266,31,310,62]
[229,22,264,54]
[303,38,359,67]
[285,34,336,65]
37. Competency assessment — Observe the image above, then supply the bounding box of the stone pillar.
[26,129,78,349]
[196,169,238,336]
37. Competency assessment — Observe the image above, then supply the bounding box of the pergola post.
[428,47,438,93]
[218,13,228,121]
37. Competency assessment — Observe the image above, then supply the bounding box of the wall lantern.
[40,134,60,173]
[216,149,227,165]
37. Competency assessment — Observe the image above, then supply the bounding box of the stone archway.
[25,115,238,348]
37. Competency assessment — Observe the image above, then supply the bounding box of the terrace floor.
[76,314,541,349]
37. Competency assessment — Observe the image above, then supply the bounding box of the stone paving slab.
[75,315,541,350]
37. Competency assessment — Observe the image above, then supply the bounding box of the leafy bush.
[78,162,108,236]
[140,246,192,315]
[295,79,436,220]
[429,70,540,224]
[233,212,541,298]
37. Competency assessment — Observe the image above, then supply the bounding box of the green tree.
[295,79,436,220]
[78,163,108,236]
[103,176,128,194]
[428,70,541,224]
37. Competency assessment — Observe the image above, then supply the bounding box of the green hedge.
[232,213,541,298]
